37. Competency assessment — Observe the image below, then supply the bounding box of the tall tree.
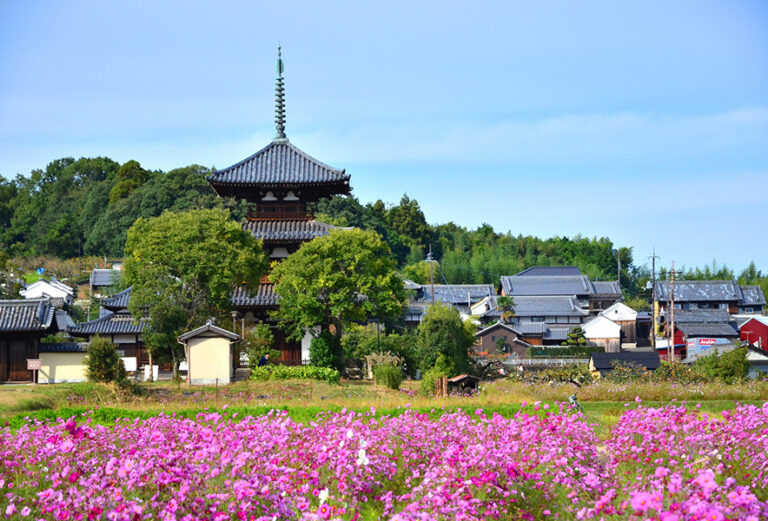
[416,302,475,374]
[270,228,406,342]
[124,209,267,377]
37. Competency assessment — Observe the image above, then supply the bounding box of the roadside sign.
[27,359,42,371]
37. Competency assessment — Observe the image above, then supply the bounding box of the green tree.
[310,330,343,370]
[242,323,280,370]
[84,336,126,383]
[416,302,475,374]
[270,228,406,343]
[496,296,515,323]
[562,326,587,346]
[108,160,150,204]
[124,209,267,378]
[694,346,749,383]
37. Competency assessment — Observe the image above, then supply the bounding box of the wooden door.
[0,340,8,382]
[9,340,33,382]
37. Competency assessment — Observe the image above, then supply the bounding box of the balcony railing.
[247,203,311,221]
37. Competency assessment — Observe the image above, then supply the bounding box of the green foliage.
[373,364,403,390]
[537,364,594,385]
[416,303,475,374]
[623,295,650,312]
[605,361,651,383]
[124,209,267,371]
[341,324,418,376]
[694,347,749,383]
[0,253,22,299]
[496,296,515,323]
[270,228,406,342]
[249,365,341,385]
[310,330,343,370]
[243,323,280,370]
[530,345,605,357]
[651,360,707,384]
[84,336,126,384]
[561,327,587,346]
[495,336,508,353]
[420,354,455,396]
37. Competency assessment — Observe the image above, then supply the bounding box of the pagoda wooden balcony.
[246,203,312,221]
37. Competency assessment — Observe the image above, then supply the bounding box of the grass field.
[2,378,766,437]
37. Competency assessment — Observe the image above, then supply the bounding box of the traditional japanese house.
[653,280,765,316]
[206,49,351,364]
[0,299,58,383]
[67,287,147,372]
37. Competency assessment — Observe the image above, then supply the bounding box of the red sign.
[699,338,717,346]
[27,359,41,371]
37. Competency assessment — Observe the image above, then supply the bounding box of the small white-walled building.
[178,322,240,385]
[582,315,622,352]
[600,302,638,344]
[20,280,75,307]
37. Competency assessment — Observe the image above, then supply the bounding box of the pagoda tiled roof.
[232,283,279,308]
[102,287,131,312]
[243,219,337,242]
[68,312,147,335]
[207,140,350,189]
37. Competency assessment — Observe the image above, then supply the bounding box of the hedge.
[249,365,341,385]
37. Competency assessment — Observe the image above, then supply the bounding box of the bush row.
[249,365,341,385]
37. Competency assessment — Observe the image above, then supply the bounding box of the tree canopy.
[124,209,267,370]
[270,228,406,341]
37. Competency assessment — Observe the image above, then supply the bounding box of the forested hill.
[2,157,766,300]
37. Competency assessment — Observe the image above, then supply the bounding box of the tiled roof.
[515,322,548,335]
[207,141,350,188]
[591,351,660,371]
[592,281,622,296]
[671,309,730,323]
[0,299,55,332]
[232,284,278,308]
[677,322,739,338]
[68,312,146,335]
[39,342,87,353]
[178,322,239,342]
[545,325,575,341]
[516,266,582,277]
[500,275,593,296]
[102,287,131,312]
[54,310,75,330]
[654,280,740,302]
[739,285,766,306]
[418,284,495,305]
[512,296,588,317]
[242,219,337,242]
[475,322,522,338]
[90,269,121,288]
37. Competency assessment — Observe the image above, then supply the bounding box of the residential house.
[89,268,122,298]
[581,315,622,352]
[473,322,532,357]
[499,266,622,313]
[68,287,147,372]
[589,351,660,379]
[20,279,75,308]
[739,316,768,351]
[660,309,740,360]
[0,299,59,382]
[653,280,765,317]
[410,283,495,322]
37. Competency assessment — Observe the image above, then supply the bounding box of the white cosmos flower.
[318,488,329,504]
[356,448,370,466]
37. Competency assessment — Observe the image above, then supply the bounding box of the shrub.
[416,303,474,374]
[249,365,341,385]
[243,323,280,370]
[694,347,749,383]
[605,361,650,383]
[530,345,604,358]
[374,364,403,390]
[84,336,126,384]
[538,364,594,385]
[651,360,707,384]
[310,330,342,370]
[420,354,454,396]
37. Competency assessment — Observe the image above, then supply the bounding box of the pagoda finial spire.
[274,45,287,142]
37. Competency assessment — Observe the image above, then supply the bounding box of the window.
[531,317,545,322]
[569,316,581,324]
[745,307,753,314]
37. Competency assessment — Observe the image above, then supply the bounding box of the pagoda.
[206,48,351,363]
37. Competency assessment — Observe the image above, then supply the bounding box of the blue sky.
[1,1,767,273]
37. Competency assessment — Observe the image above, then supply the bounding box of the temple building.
[207,48,351,364]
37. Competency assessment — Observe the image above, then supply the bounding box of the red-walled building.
[740,317,768,351]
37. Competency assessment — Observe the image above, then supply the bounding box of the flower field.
[1,402,767,520]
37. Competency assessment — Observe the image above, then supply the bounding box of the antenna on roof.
[274,45,287,142]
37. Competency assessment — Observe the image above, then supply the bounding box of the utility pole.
[670,261,677,361]
[427,244,435,304]
[617,248,621,286]
[648,249,660,350]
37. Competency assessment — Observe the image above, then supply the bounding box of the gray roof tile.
[671,309,730,323]
[516,266,582,276]
[545,325,575,340]
[178,322,239,342]
[68,312,146,335]
[232,284,278,308]
[0,299,55,332]
[739,285,766,307]
[90,269,121,288]
[500,275,593,296]
[207,141,350,188]
[592,281,622,295]
[417,284,494,305]
[654,280,741,302]
[676,322,739,338]
[511,296,588,317]
[242,219,337,242]
[54,310,75,330]
[591,351,660,370]
[102,287,131,312]
[39,342,87,353]
[515,322,548,335]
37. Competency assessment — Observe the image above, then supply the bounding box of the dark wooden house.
[206,49,351,364]
[0,299,58,383]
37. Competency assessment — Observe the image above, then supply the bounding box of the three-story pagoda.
[206,48,351,362]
